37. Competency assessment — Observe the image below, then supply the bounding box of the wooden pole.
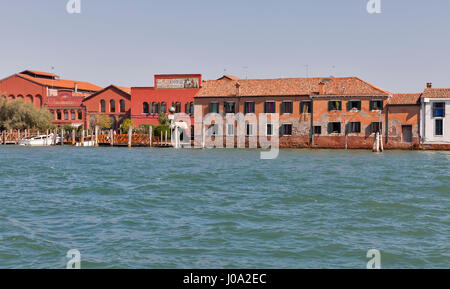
[202,124,206,149]
[95,126,99,147]
[81,129,85,147]
[160,131,163,146]
[17,129,20,144]
[148,126,153,147]
[72,130,76,146]
[165,130,168,146]
[61,129,64,146]
[128,126,133,148]
[110,129,114,146]
[380,132,384,152]
[2,131,5,145]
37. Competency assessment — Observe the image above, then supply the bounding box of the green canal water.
[0,146,449,268]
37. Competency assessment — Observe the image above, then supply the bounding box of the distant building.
[194,75,421,149]
[420,83,450,146]
[0,70,102,127]
[131,74,201,138]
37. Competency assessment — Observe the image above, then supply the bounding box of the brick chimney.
[74,82,78,93]
[318,82,325,95]
[426,82,432,89]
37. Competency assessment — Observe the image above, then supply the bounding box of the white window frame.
[246,123,255,136]
[370,99,383,112]
[264,100,276,114]
[226,123,235,137]
[266,123,274,136]
[434,118,444,137]
[282,123,293,136]
[281,100,293,115]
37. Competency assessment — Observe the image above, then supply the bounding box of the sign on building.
[157,78,199,89]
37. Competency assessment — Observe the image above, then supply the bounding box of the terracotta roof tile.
[17,73,102,92]
[196,76,390,97]
[389,93,421,105]
[421,88,450,99]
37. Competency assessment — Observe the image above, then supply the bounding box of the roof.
[389,93,421,105]
[218,75,240,81]
[21,70,59,78]
[82,85,131,102]
[421,88,450,99]
[196,76,391,98]
[17,73,102,92]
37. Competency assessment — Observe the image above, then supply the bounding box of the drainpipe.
[310,95,314,146]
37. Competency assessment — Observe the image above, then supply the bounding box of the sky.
[1,0,449,93]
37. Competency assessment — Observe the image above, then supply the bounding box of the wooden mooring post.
[148,126,153,147]
[2,131,5,145]
[95,126,99,147]
[61,129,64,146]
[128,126,133,148]
[81,129,85,147]
[72,130,76,146]
[110,129,114,146]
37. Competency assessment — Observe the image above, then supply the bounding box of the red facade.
[130,74,201,127]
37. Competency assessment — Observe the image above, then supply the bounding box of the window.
[100,100,106,113]
[435,119,443,136]
[120,100,126,113]
[175,102,181,113]
[210,102,219,113]
[348,100,361,111]
[328,101,342,111]
[57,110,62,120]
[433,102,445,118]
[244,101,255,114]
[71,110,75,120]
[314,126,322,135]
[281,124,292,136]
[161,102,167,114]
[246,124,254,136]
[188,102,194,114]
[152,102,158,114]
[110,100,116,113]
[370,100,383,111]
[349,122,361,133]
[267,124,273,136]
[227,124,235,136]
[264,101,276,113]
[224,102,236,114]
[300,101,312,114]
[281,101,293,114]
[185,102,191,114]
[64,110,68,120]
[328,122,341,134]
[371,122,383,133]
[78,110,82,120]
[143,102,149,114]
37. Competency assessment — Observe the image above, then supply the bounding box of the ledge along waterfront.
[0,146,449,269]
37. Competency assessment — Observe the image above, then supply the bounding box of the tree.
[95,114,112,130]
[158,112,170,126]
[0,98,53,130]
[120,118,135,133]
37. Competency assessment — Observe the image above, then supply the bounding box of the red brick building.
[130,74,201,131]
[83,85,131,130]
[0,70,102,127]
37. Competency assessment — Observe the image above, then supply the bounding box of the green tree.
[0,98,53,130]
[95,114,112,130]
[158,112,170,126]
[120,118,135,133]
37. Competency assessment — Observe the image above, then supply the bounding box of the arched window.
[110,100,116,113]
[57,110,62,120]
[71,110,75,120]
[161,102,167,114]
[50,110,55,120]
[175,102,181,113]
[120,100,126,113]
[78,110,82,120]
[26,95,33,103]
[190,102,194,114]
[35,95,42,107]
[100,100,106,113]
[64,110,68,120]
[143,102,149,114]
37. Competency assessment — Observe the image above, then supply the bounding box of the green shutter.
[358,101,362,111]
[369,101,374,111]
[328,101,332,111]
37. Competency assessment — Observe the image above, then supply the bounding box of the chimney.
[426,82,432,89]
[235,82,240,96]
[74,82,78,93]
[318,82,325,95]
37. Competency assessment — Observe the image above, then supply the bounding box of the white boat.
[19,134,61,146]
[75,140,95,147]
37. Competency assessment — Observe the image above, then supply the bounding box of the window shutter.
[264,102,267,113]
[346,101,351,111]
[380,101,384,110]
[369,101,374,111]
[328,101,332,111]
[358,101,362,111]
[281,103,285,114]
[327,123,332,134]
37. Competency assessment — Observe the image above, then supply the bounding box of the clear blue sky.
[1,0,449,93]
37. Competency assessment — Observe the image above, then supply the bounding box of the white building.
[420,84,450,144]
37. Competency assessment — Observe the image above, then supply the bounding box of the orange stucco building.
[194,75,421,149]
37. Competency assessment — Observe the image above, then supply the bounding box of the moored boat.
[18,134,61,146]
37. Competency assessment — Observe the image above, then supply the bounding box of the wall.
[421,99,450,144]
[0,75,47,109]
